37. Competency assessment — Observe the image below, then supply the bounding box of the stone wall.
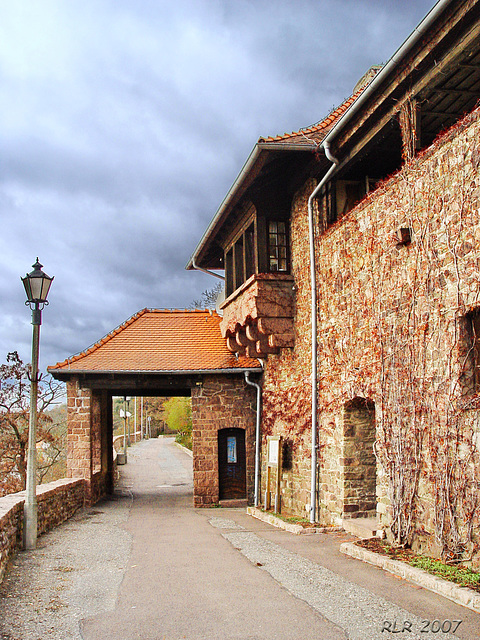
[191,374,256,507]
[0,478,86,583]
[261,105,480,559]
[260,179,317,518]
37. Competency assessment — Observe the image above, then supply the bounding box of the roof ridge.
[258,86,365,145]
[49,307,220,370]
[146,308,218,314]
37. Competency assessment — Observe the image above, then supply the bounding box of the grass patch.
[357,539,480,592]
[175,430,192,450]
[260,509,319,527]
[409,556,480,589]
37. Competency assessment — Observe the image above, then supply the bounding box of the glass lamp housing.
[22,259,54,303]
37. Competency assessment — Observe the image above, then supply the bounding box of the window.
[319,178,377,231]
[224,216,290,297]
[464,309,480,392]
[268,221,288,272]
[225,222,256,297]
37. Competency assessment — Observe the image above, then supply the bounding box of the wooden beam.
[430,88,480,96]
[332,19,480,161]
[421,110,460,117]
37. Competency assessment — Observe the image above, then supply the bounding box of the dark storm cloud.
[0,0,437,370]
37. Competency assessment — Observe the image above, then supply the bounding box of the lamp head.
[22,258,54,305]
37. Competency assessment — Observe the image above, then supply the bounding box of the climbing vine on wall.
[262,382,312,444]
[314,105,480,558]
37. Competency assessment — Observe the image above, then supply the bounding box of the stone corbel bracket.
[220,274,295,358]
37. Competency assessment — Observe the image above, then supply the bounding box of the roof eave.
[186,140,316,270]
[48,366,263,379]
[322,0,453,150]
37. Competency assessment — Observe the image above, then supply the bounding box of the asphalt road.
[0,437,479,640]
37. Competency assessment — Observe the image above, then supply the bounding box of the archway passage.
[218,428,246,500]
[342,397,376,519]
[48,309,261,507]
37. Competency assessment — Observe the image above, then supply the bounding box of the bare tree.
[0,352,66,496]
[189,282,223,310]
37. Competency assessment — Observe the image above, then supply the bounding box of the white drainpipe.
[244,369,263,507]
[191,256,225,281]
[307,159,337,522]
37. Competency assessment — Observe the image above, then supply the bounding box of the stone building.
[49,309,261,507]
[188,0,480,563]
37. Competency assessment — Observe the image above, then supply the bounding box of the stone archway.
[50,309,261,508]
[342,397,376,519]
[63,372,257,508]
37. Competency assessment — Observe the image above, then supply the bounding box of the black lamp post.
[21,259,54,550]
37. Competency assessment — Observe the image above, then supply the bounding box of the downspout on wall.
[307,141,346,523]
[244,369,263,507]
[307,157,337,523]
[305,0,452,523]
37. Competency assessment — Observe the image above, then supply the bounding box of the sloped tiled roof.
[258,89,364,147]
[49,309,261,374]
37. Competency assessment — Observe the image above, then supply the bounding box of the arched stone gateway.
[48,309,261,507]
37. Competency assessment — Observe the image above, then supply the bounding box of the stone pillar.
[102,390,114,495]
[66,380,113,504]
[66,378,93,491]
[191,374,256,507]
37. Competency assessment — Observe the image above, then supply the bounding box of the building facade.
[188,0,480,563]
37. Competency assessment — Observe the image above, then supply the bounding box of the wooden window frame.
[466,309,480,391]
[267,220,289,273]
[224,213,290,298]
[319,178,377,232]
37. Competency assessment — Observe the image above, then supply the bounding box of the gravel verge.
[0,489,132,640]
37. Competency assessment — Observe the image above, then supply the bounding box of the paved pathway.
[0,437,479,640]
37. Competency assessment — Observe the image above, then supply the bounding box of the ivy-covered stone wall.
[262,105,480,563]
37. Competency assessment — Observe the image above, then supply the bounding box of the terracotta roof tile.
[258,89,364,147]
[49,309,261,374]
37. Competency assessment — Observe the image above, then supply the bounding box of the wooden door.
[218,428,246,500]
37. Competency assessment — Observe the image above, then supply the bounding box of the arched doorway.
[218,428,246,500]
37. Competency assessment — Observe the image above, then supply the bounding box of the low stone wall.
[0,478,86,584]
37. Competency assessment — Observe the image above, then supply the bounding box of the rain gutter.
[321,0,452,150]
[191,257,225,281]
[244,367,263,507]
[186,141,316,272]
[307,0,451,523]
[47,367,262,377]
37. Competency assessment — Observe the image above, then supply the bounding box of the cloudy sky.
[1,0,437,371]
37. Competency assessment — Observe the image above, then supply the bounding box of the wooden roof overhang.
[186,142,323,271]
[188,1,480,273]
[327,0,480,174]
[50,368,258,395]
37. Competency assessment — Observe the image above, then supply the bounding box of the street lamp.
[21,258,54,550]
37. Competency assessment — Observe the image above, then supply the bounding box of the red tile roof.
[49,309,261,374]
[259,89,364,147]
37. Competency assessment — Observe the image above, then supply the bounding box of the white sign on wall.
[268,438,279,465]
